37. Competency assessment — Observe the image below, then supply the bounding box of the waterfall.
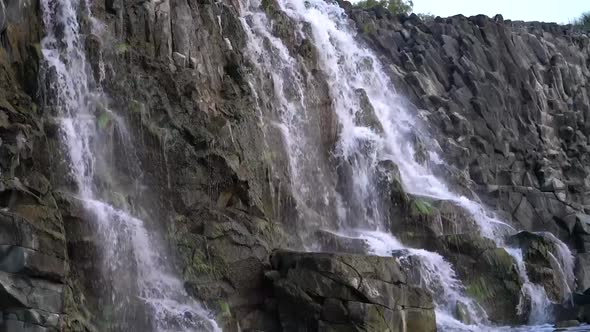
[506,248,552,324]
[40,0,220,330]
[239,0,577,330]
[239,0,487,328]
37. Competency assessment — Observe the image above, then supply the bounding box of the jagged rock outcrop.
[0,0,78,330]
[267,250,436,332]
[508,231,572,302]
[68,0,296,329]
[345,3,590,324]
[1,0,293,329]
[347,7,590,243]
[435,233,524,323]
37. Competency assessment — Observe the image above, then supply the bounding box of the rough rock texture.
[70,0,297,329]
[0,0,295,330]
[345,4,590,323]
[1,0,590,329]
[508,231,571,302]
[0,0,78,331]
[267,250,436,332]
[436,233,524,323]
[348,6,590,238]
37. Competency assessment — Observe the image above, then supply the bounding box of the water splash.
[358,231,487,324]
[40,0,219,330]
[506,248,552,324]
[281,0,577,322]
[541,232,576,297]
[83,199,220,332]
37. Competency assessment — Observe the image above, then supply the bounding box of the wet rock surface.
[0,0,72,330]
[0,0,589,330]
[345,4,590,326]
[436,233,524,323]
[508,231,572,302]
[347,5,590,240]
[267,250,436,332]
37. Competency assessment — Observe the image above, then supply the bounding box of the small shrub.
[572,12,590,30]
[115,42,129,55]
[354,0,414,15]
[417,13,436,22]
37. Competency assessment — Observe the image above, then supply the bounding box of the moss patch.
[411,199,434,215]
[466,277,494,302]
[97,111,112,130]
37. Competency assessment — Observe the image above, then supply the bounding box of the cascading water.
[240,0,577,330]
[239,0,488,329]
[360,231,488,329]
[239,0,340,238]
[506,247,553,324]
[40,0,219,330]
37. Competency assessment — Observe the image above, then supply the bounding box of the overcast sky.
[350,0,588,24]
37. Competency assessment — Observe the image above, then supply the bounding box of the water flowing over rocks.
[0,0,589,330]
[347,5,590,243]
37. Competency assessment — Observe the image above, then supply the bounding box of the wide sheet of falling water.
[39,0,220,329]
[83,198,220,332]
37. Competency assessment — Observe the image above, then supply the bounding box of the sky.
[352,0,588,24]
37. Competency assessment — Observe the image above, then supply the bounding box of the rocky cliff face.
[348,7,590,244]
[1,0,590,331]
[1,0,287,330]
[0,0,70,330]
[346,5,590,323]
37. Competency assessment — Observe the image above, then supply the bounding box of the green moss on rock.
[411,199,434,215]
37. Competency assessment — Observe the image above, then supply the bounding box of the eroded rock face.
[435,233,524,323]
[347,9,590,243]
[344,6,590,324]
[268,250,436,332]
[0,0,76,330]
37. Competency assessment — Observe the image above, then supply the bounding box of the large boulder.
[171,206,291,332]
[392,196,480,250]
[435,233,524,324]
[268,250,436,332]
[313,230,370,255]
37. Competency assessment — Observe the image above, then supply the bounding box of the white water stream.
[239,0,577,331]
[40,0,219,330]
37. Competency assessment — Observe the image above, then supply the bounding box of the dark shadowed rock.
[575,253,590,292]
[268,250,436,332]
[314,230,370,254]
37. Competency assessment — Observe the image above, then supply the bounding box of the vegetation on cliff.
[573,12,590,30]
[353,0,413,15]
